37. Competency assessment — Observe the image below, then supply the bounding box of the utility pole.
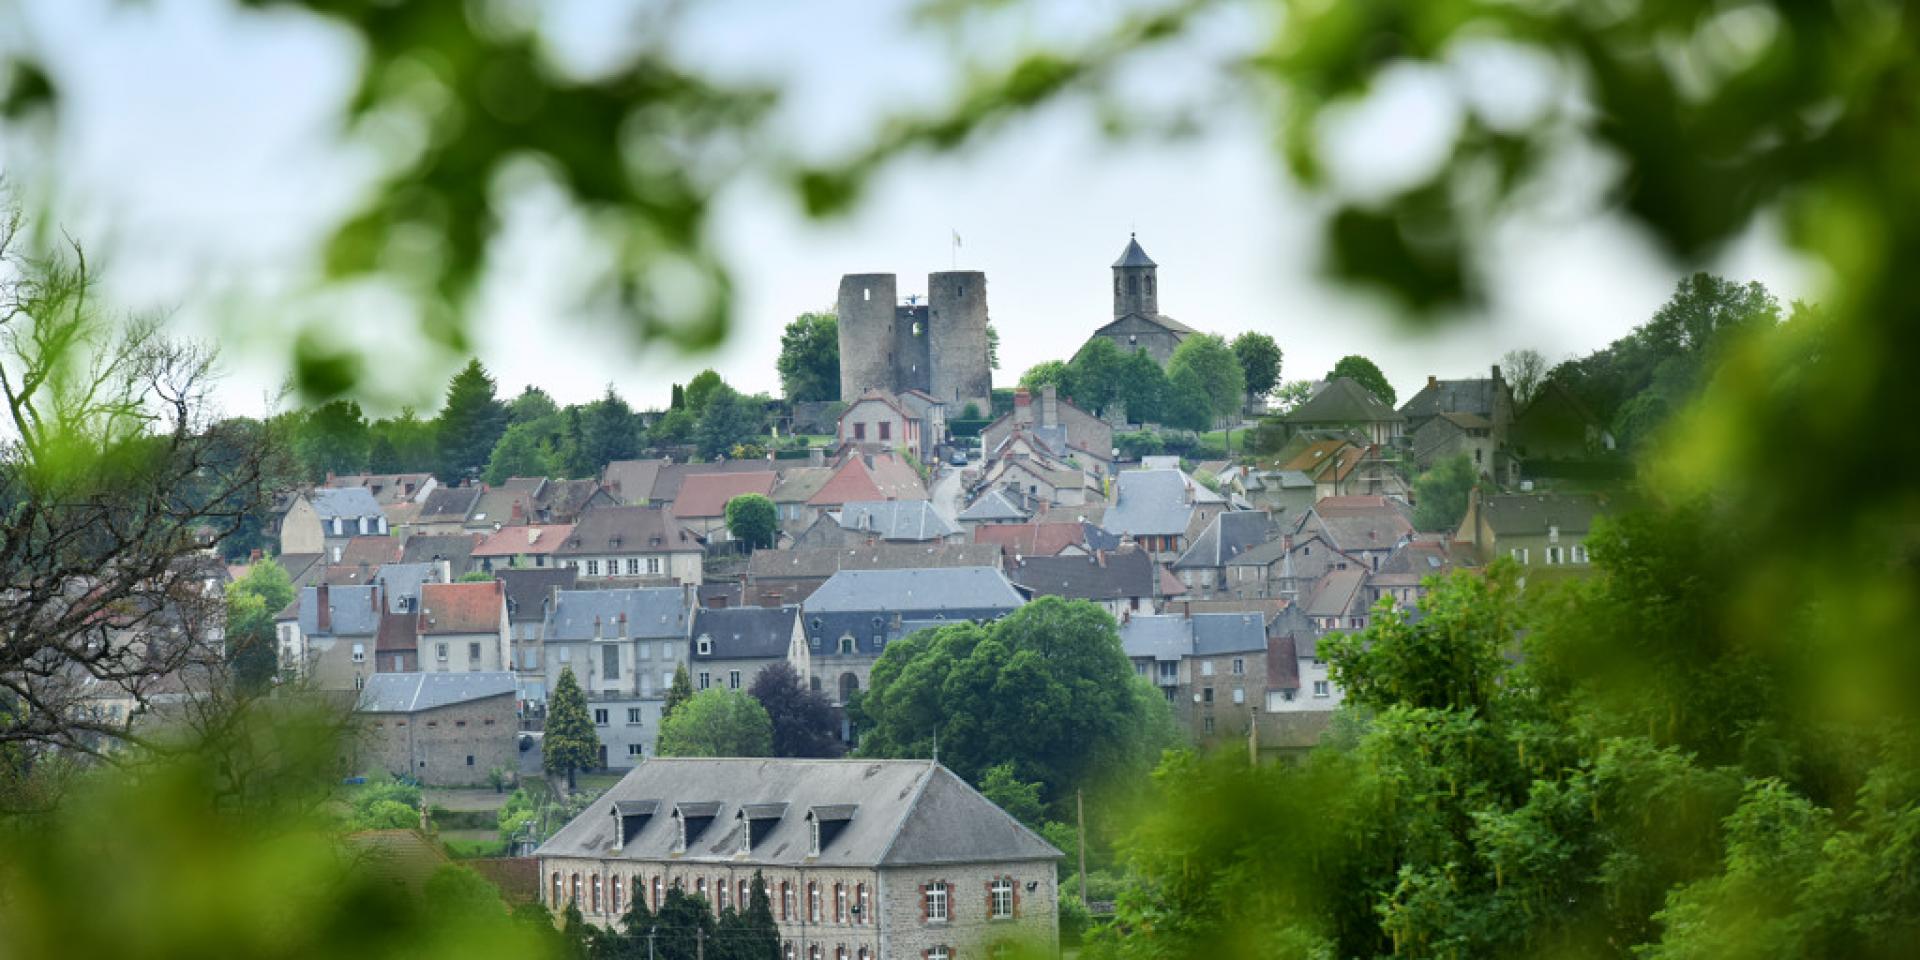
[1076,788,1088,904]
[648,926,656,960]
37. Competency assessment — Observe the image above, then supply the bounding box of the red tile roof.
[417,580,505,635]
[807,453,927,507]
[670,471,778,519]
[471,523,576,557]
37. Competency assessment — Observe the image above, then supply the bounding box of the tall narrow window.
[809,882,822,923]
[990,877,1014,919]
[835,882,847,923]
[925,881,949,922]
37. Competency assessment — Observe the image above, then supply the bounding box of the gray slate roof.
[1400,377,1500,422]
[1120,612,1269,660]
[357,671,517,713]
[690,606,799,660]
[803,567,1024,615]
[298,584,382,636]
[1102,470,1201,537]
[1113,235,1157,268]
[957,489,1030,522]
[748,543,1003,581]
[309,486,384,521]
[1481,493,1602,536]
[534,759,1060,867]
[1008,549,1157,602]
[1174,510,1278,570]
[417,485,483,523]
[1288,378,1406,424]
[373,562,439,614]
[834,500,959,541]
[498,567,579,622]
[545,588,691,642]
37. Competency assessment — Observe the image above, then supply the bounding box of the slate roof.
[672,472,779,519]
[545,587,691,642]
[602,459,666,504]
[1288,378,1405,424]
[308,486,384,521]
[559,506,697,556]
[399,533,482,572]
[1371,538,1455,585]
[325,473,434,506]
[1119,612,1268,660]
[748,543,1004,581]
[417,485,483,524]
[1480,494,1602,536]
[498,567,579,622]
[472,524,576,558]
[1173,510,1278,570]
[535,759,1060,867]
[1302,567,1368,618]
[769,467,834,504]
[1102,470,1201,537]
[804,567,1024,614]
[1113,234,1157,268]
[1119,616,1191,662]
[690,606,799,660]
[338,535,404,568]
[833,501,959,541]
[298,584,382,636]
[1292,496,1415,553]
[416,580,504,634]
[357,671,517,712]
[1008,548,1158,602]
[957,489,1030,523]
[1192,612,1270,656]
[1400,377,1501,422]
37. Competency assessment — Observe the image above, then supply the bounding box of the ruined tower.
[836,270,993,416]
[1112,233,1158,319]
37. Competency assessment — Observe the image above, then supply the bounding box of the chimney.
[511,501,524,523]
[1040,384,1059,425]
[315,583,331,633]
[1491,364,1502,381]
[593,615,602,639]
[1427,375,1438,389]
[1095,549,1107,568]
[1282,534,1294,552]
[249,548,262,563]
[1182,603,1191,620]
[436,559,452,583]
[357,559,371,581]
[370,585,379,610]
[619,612,629,639]
[1013,388,1031,408]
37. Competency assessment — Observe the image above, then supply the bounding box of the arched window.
[591,874,602,913]
[719,876,731,912]
[835,882,847,923]
[1127,274,1139,295]
[611,875,623,914]
[785,944,796,960]
[809,947,822,960]
[781,881,794,920]
[1146,275,1155,296]
[740,879,751,909]
[551,872,562,907]
[697,877,708,905]
[570,873,581,906]
[1113,276,1120,296]
[652,876,663,909]
[809,882,822,923]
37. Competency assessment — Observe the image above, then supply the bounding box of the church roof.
[1113,234,1157,268]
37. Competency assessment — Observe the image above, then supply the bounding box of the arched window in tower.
[1146,275,1155,296]
[1114,276,1120,296]
[1128,275,1139,295]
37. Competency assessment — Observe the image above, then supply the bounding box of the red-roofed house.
[416,580,511,673]
[669,471,779,542]
[835,388,944,460]
[806,452,928,511]
[472,523,576,572]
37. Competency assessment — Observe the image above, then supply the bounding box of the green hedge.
[948,418,993,439]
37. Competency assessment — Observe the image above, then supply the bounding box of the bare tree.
[0,208,288,766]
[1501,348,1548,408]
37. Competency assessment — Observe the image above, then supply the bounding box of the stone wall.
[358,693,518,786]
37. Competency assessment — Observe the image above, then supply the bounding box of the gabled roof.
[497,567,579,622]
[416,485,483,523]
[398,533,483,569]
[1090,312,1196,338]
[1102,470,1201,538]
[957,489,1030,523]
[1288,378,1405,424]
[690,606,799,660]
[373,562,439,613]
[466,486,533,528]
[1399,376,1502,422]
[338,535,404,568]
[973,521,1118,558]
[649,460,779,504]
[325,473,434,506]
[1480,493,1602,537]
[1007,549,1158,602]
[1173,510,1277,570]
[1119,612,1272,661]
[1302,566,1368,618]
[1291,496,1415,553]
[472,524,576,557]
[307,486,384,521]
[602,459,667,504]
[808,453,927,507]
[357,671,516,712]
[1192,612,1270,656]
[417,580,505,635]
[833,500,958,541]
[535,759,1059,867]
[748,543,1004,581]
[298,584,383,636]
[1370,537,1455,586]
[803,567,1024,615]
[672,472,779,519]
[769,467,835,504]
[559,506,697,556]
[1113,234,1157,268]
[545,588,691,642]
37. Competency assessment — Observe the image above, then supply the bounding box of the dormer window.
[806,805,857,857]
[696,636,712,656]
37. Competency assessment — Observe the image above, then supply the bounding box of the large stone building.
[536,758,1061,960]
[837,270,993,416]
[355,671,518,786]
[1082,235,1195,367]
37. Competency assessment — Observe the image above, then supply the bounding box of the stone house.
[801,567,1024,710]
[355,671,518,786]
[536,758,1060,960]
[1411,412,1504,478]
[1398,367,1516,476]
[795,500,962,550]
[970,453,1099,509]
[770,464,836,535]
[557,505,704,585]
[375,610,420,674]
[671,471,780,544]
[498,566,578,703]
[744,543,1004,608]
[1283,378,1407,447]
[1221,531,1369,603]
[1006,545,1166,619]
[1100,469,1226,561]
[955,488,1032,534]
[1172,511,1279,599]
[1119,612,1272,743]
[979,384,1114,475]
[280,487,388,562]
[807,452,929,513]
[408,485,484,538]
[1458,491,1603,568]
[542,587,694,768]
[1288,496,1416,572]
[836,388,937,461]
[1364,537,1456,609]
[416,580,511,674]
[280,582,382,691]
[688,605,809,695]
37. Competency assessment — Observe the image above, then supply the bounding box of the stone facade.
[357,687,517,786]
[837,271,992,415]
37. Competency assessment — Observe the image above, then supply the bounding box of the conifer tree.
[544,666,599,792]
[435,359,508,482]
[662,663,694,725]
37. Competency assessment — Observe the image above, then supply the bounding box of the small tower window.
[1128,275,1139,295]
[863,288,871,302]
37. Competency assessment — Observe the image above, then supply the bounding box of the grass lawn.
[573,771,625,793]
[441,829,507,859]
[1197,427,1250,449]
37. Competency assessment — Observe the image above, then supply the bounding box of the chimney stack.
[1491,364,1503,381]
[315,583,331,633]
[1427,375,1438,389]
[1039,384,1059,426]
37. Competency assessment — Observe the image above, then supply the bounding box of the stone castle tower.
[836,271,992,415]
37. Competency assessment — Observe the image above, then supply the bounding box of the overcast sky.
[2,0,1821,417]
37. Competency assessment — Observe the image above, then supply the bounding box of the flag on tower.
[952,229,962,248]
